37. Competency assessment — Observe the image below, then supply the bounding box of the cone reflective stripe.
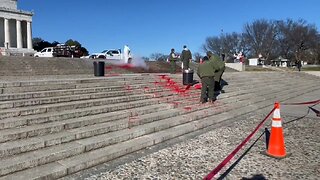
[266,102,287,158]
[273,105,281,120]
[271,120,282,127]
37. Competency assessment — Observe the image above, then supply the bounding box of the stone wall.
[0,0,17,10]
[0,56,94,76]
[226,62,245,71]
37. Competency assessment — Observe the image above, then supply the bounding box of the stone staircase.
[0,71,319,179]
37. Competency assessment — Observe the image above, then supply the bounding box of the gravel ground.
[82,108,320,180]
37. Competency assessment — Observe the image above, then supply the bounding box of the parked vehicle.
[90,49,122,60]
[53,44,82,58]
[34,47,54,57]
[89,45,132,63]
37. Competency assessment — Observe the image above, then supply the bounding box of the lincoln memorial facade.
[0,0,34,56]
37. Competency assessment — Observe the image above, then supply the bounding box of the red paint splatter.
[118,64,134,69]
[194,83,202,89]
[184,106,192,111]
[105,66,113,70]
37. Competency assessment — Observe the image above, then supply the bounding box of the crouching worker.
[197,53,220,103]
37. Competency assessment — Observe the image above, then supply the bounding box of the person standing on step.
[181,45,192,70]
[197,52,220,103]
[296,60,302,71]
[169,48,178,74]
[214,54,226,93]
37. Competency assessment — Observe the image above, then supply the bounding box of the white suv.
[34,47,54,57]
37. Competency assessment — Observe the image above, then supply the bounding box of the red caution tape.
[204,107,276,180]
[282,99,320,106]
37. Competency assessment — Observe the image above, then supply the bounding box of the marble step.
[1,80,317,179]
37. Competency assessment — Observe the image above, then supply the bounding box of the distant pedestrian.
[169,48,178,74]
[181,45,192,70]
[297,60,302,71]
[197,52,220,103]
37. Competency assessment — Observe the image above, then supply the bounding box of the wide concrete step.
[0,85,189,130]
[0,94,154,120]
[1,78,318,167]
[0,89,140,110]
[0,72,318,179]
[0,74,153,93]
[0,103,171,158]
[0,93,251,177]
[0,79,153,94]
[1,79,318,179]
[0,75,312,131]
[0,81,158,101]
[0,98,166,143]
[0,75,147,88]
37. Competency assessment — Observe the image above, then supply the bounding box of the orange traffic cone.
[266,102,287,158]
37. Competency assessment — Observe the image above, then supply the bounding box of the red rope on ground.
[204,107,276,180]
[282,99,320,106]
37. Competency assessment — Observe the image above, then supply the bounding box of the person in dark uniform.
[214,54,226,93]
[169,48,178,74]
[197,52,220,103]
[296,60,302,71]
[181,45,192,70]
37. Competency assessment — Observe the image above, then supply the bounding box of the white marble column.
[27,21,32,49]
[4,18,10,49]
[16,20,22,49]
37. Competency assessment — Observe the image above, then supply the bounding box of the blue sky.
[19,0,319,57]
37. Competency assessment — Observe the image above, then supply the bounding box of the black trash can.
[183,69,194,85]
[93,61,105,77]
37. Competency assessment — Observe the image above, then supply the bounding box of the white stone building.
[0,0,34,56]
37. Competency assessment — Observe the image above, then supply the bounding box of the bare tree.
[193,52,202,63]
[203,18,319,64]
[202,36,222,55]
[221,32,248,60]
[150,53,167,61]
[277,19,318,64]
[312,34,320,64]
[242,19,278,60]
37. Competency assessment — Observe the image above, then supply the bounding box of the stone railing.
[225,62,245,71]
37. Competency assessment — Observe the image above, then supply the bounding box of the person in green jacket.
[197,52,220,103]
[169,48,178,74]
[181,45,192,70]
[214,54,226,93]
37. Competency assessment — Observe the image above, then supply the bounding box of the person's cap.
[183,45,187,48]
[171,48,175,52]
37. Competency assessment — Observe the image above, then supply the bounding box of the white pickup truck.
[89,45,132,63]
[90,49,123,60]
[34,47,54,57]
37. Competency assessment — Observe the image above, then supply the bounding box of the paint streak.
[194,83,202,89]
[184,106,192,111]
